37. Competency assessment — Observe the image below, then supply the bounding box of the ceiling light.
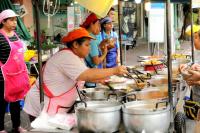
[135,0,142,4]
[145,1,151,11]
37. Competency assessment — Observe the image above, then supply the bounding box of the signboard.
[192,0,200,8]
[149,3,165,43]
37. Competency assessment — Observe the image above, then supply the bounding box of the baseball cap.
[100,16,112,24]
[185,24,200,36]
[0,9,19,23]
[80,13,99,28]
[61,27,95,43]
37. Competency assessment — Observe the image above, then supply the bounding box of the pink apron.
[43,81,83,115]
[42,49,84,115]
[0,30,30,102]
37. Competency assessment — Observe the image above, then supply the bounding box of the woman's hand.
[100,43,108,55]
[186,80,200,86]
[99,39,109,48]
[191,64,200,71]
[99,39,109,54]
[179,64,188,73]
[107,38,116,49]
[185,70,200,81]
[194,32,200,50]
[114,66,128,75]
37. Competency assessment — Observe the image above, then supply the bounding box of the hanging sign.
[76,0,114,18]
[149,3,165,43]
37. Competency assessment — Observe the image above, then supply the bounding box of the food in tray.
[107,76,127,83]
[139,55,164,59]
[143,59,163,65]
[139,74,151,80]
[136,82,146,89]
[172,54,189,59]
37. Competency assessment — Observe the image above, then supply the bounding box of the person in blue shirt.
[99,16,120,68]
[80,13,109,87]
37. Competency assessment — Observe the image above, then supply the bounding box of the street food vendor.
[23,27,128,129]
[0,9,30,133]
[80,13,110,87]
[180,24,200,102]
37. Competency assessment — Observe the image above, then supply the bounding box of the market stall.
[29,0,198,132]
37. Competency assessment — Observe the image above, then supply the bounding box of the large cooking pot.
[122,100,170,133]
[127,86,179,108]
[81,87,109,100]
[127,87,168,101]
[148,75,181,102]
[75,101,122,132]
[81,87,127,102]
[149,75,179,86]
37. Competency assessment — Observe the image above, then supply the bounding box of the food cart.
[30,0,195,132]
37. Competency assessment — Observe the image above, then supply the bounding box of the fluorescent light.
[113,0,118,5]
[145,2,151,11]
[135,0,142,4]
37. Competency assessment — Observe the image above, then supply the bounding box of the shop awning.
[0,0,31,40]
[76,0,114,18]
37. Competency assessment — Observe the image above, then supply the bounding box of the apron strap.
[0,29,18,43]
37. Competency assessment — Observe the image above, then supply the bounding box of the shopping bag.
[183,100,200,120]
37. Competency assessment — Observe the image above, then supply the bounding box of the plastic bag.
[31,111,77,130]
[183,100,200,120]
[31,111,57,130]
[24,50,36,62]
[48,113,77,130]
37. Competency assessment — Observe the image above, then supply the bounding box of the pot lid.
[122,100,170,114]
[75,101,122,112]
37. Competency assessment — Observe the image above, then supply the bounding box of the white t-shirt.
[43,50,88,96]
[24,50,88,117]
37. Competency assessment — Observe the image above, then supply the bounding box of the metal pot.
[81,87,127,102]
[149,75,180,86]
[75,101,122,132]
[148,75,181,106]
[127,87,168,101]
[122,100,170,133]
[81,87,109,100]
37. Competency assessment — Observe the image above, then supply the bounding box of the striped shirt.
[0,33,18,81]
